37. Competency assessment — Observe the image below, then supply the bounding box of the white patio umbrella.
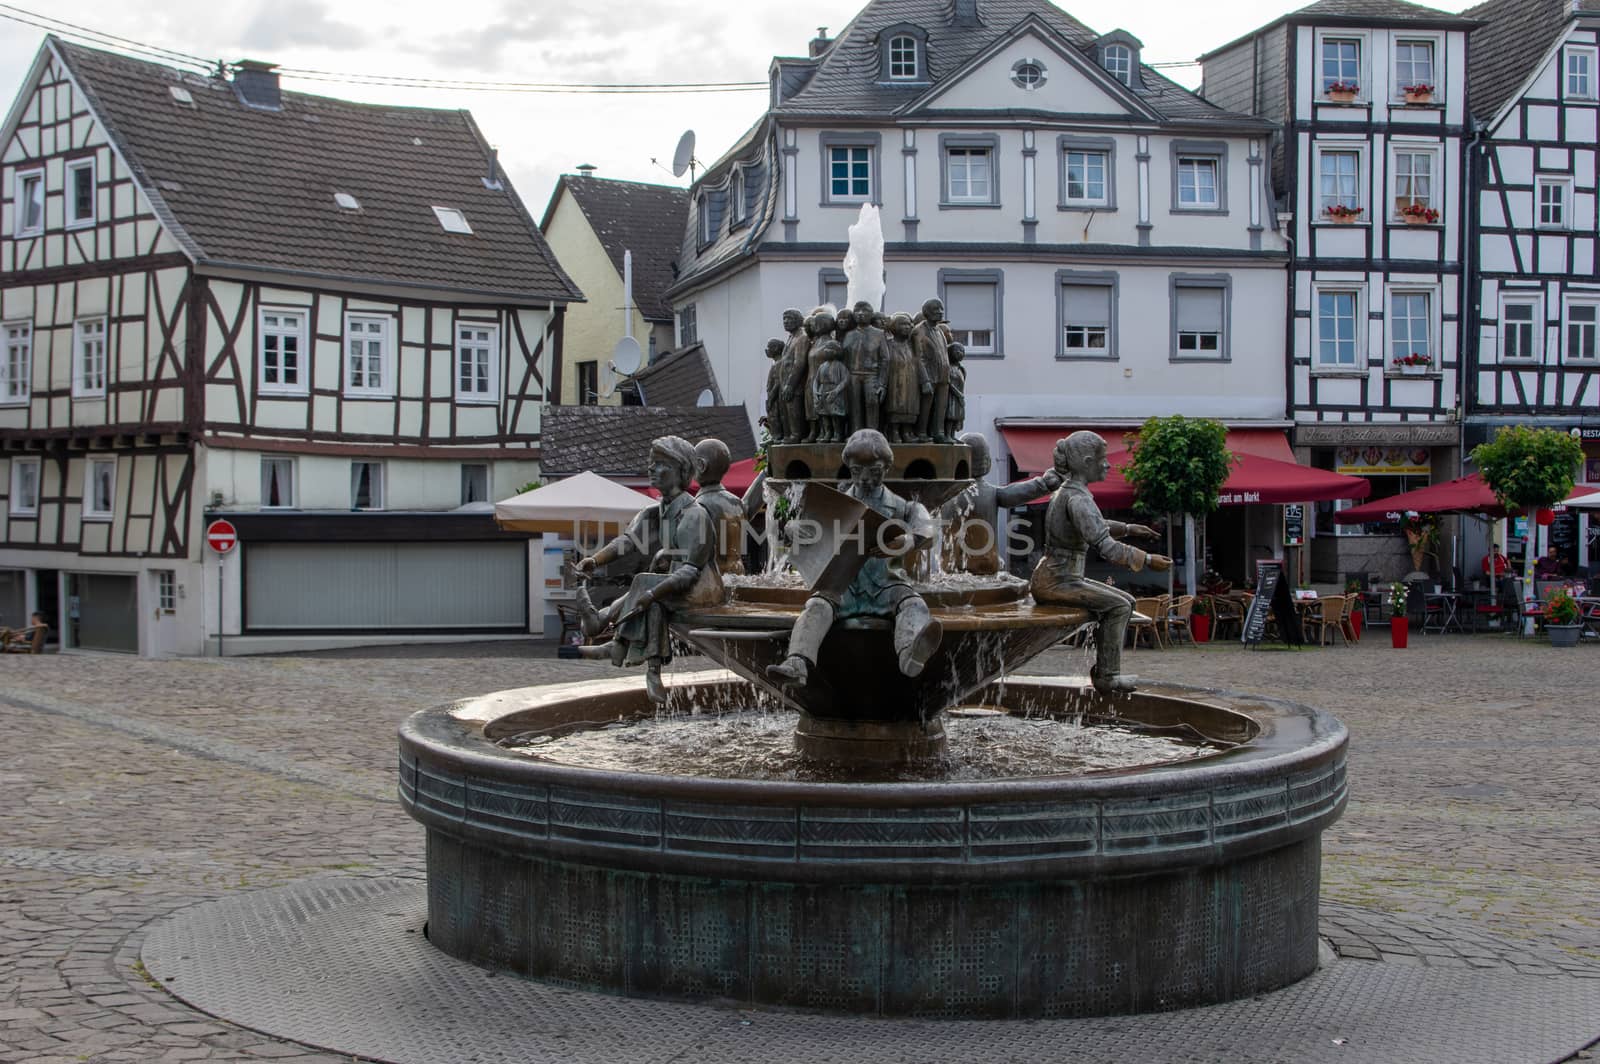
[1559,487,1600,510]
[493,470,650,537]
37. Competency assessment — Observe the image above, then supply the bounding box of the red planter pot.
[1390,617,1409,649]
[1192,615,1211,643]
[1350,610,1363,640]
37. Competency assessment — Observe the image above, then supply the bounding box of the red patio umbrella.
[1334,474,1600,523]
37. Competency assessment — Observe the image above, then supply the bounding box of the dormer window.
[889,35,918,79]
[1103,45,1132,87]
[730,169,746,225]
[697,192,714,244]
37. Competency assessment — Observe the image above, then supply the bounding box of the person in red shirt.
[1482,543,1509,578]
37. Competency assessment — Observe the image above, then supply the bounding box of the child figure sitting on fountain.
[767,429,942,688]
[575,435,724,703]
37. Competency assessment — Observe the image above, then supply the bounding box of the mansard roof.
[45,38,581,304]
[544,176,687,321]
[1465,0,1600,122]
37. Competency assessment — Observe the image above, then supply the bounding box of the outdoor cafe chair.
[1129,597,1164,650]
[1305,595,1347,647]
[1338,594,1361,644]
[1165,595,1195,646]
[1209,594,1244,641]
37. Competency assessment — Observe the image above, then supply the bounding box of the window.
[1537,177,1570,229]
[66,158,95,227]
[460,463,489,506]
[431,206,472,234]
[576,360,599,405]
[1318,149,1362,213]
[72,318,107,398]
[260,457,295,509]
[677,304,698,345]
[888,34,918,79]
[827,145,873,202]
[1176,156,1219,209]
[2,322,30,404]
[821,275,848,310]
[697,192,714,245]
[1321,37,1360,93]
[1394,40,1434,93]
[1011,59,1046,90]
[730,169,746,225]
[1058,278,1115,358]
[455,323,498,402]
[258,307,307,394]
[1389,291,1433,368]
[1172,282,1227,359]
[344,315,392,396]
[84,457,115,520]
[1103,44,1132,86]
[1316,289,1361,368]
[944,145,993,204]
[1064,150,1109,206]
[156,571,176,613]
[350,461,384,510]
[941,278,998,356]
[1566,301,1598,361]
[1392,149,1435,216]
[14,169,42,236]
[334,191,361,210]
[1568,47,1596,100]
[1500,299,1538,362]
[9,456,39,517]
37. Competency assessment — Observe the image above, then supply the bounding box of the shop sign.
[1283,504,1305,547]
[1586,458,1600,484]
[1218,490,1262,504]
[1296,424,1457,446]
[1335,445,1430,476]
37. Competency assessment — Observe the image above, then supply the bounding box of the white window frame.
[260,456,296,510]
[1058,280,1115,359]
[944,147,993,203]
[730,169,746,224]
[14,167,43,237]
[1563,297,1600,363]
[1566,46,1597,101]
[1314,143,1366,216]
[454,322,499,403]
[1498,294,1542,363]
[697,192,713,244]
[1392,38,1437,97]
[72,317,107,399]
[1175,155,1220,210]
[1103,44,1132,87]
[1063,149,1110,207]
[1172,282,1228,360]
[826,145,874,203]
[460,463,490,506]
[1386,287,1438,372]
[156,570,176,613]
[431,206,473,234]
[677,303,698,346]
[9,456,40,517]
[65,157,95,228]
[83,457,116,521]
[941,279,998,356]
[350,461,385,511]
[2,320,31,405]
[1389,144,1440,218]
[1318,34,1363,96]
[343,313,394,397]
[257,306,309,395]
[888,35,918,80]
[1313,284,1366,372]
[1536,176,1573,230]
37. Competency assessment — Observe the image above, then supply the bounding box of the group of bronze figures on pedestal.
[764,298,966,446]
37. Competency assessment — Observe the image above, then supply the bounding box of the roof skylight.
[169,85,194,105]
[334,192,361,210]
[432,206,473,234]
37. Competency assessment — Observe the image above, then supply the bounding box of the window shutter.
[943,282,995,332]
[1063,285,1110,325]
[1176,288,1223,332]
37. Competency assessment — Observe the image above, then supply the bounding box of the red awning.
[1335,473,1600,523]
[1000,426,1370,508]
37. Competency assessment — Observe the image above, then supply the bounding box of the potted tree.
[1191,594,1213,643]
[1388,581,1409,648]
[1471,426,1585,634]
[1401,513,1440,572]
[1544,587,1581,647]
[1124,415,1235,600]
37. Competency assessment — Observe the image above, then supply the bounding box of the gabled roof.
[540,404,757,477]
[620,342,723,407]
[1199,0,1475,64]
[1465,0,1600,122]
[43,38,580,303]
[542,176,687,321]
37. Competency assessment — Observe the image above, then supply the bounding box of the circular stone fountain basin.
[399,672,1347,1019]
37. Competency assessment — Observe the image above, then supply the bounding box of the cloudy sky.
[0,0,1476,215]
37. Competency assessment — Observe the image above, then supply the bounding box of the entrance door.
[68,573,139,653]
[149,569,179,657]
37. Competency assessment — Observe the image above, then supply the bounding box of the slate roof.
[540,404,757,477]
[620,342,723,407]
[48,38,581,303]
[1199,0,1473,64]
[1465,0,1600,122]
[545,176,687,321]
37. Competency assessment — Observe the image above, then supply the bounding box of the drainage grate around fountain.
[139,876,1600,1064]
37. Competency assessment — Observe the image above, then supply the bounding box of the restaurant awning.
[494,470,651,535]
[1000,426,1370,508]
[1335,473,1600,522]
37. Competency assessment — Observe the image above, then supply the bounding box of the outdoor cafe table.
[1422,591,1462,634]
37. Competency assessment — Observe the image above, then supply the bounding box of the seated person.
[1534,545,1566,579]
[1481,544,1509,579]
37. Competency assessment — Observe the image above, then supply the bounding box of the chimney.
[232,60,281,111]
[952,0,983,27]
[483,147,503,191]
[574,163,597,177]
[809,27,832,57]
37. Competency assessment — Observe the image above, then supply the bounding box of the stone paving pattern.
[0,632,1597,1061]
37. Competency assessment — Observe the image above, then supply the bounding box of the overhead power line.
[0,3,211,70]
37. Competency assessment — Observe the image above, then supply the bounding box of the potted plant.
[1401,513,1439,574]
[1398,203,1440,226]
[1392,352,1434,376]
[1344,578,1365,638]
[1388,581,1409,648]
[1324,203,1364,224]
[1326,80,1359,104]
[1191,594,1213,643]
[1401,82,1434,105]
[1544,587,1581,647]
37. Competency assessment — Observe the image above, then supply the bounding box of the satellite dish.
[671,130,697,179]
[694,388,716,407]
[597,360,617,398]
[611,336,644,376]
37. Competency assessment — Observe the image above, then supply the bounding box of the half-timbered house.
[1464,0,1600,572]
[0,38,580,655]
[1200,0,1478,582]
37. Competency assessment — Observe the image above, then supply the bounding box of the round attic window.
[1011,59,1047,90]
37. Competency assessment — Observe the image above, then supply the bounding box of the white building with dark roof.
[0,38,581,655]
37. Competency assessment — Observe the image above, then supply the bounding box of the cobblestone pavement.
[0,632,1597,1061]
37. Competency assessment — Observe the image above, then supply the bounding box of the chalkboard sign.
[1283,504,1305,547]
[1550,512,1577,549]
[1241,561,1306,648]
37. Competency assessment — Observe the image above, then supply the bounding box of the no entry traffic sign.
[206,518,238,555]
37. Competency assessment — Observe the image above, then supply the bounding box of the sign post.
[206,519,238,658]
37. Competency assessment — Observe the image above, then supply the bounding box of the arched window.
[889,35,918,79]
[1104,44,1132,87]
[697,192,713,244]
[730,169,745,223]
